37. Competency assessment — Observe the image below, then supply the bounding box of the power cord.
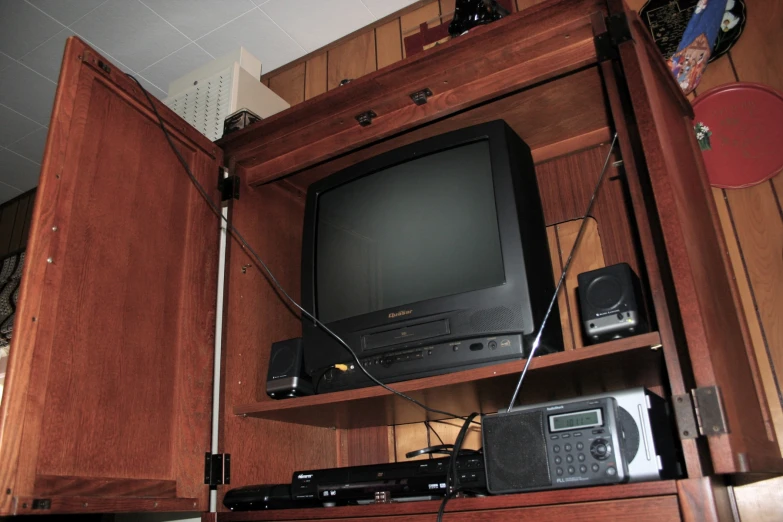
[126,74,475,423]
[425,420,445,446]
[437,412,480,522]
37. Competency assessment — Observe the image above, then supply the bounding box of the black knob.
[590,438,612,461]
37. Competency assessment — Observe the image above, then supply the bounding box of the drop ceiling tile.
[196,9,305,74]
[0,105,42,148]
[262,0,374,52]
[0,52,13,72]
[0,181,23,204]
[71,0,189,72]
[0,149,42,192]
[18,28,75,83]
[139,43,212,95]
[0,61,57,126]
[132,74,167,100]
[0,1,63,59]
[250,0,271,5]
[361,0,420,19]
[7,127,49,165]
[142,0,256,40]
[28,0,107,27]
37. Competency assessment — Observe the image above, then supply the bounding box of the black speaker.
[266,338,313,399]
[577,263,647,344]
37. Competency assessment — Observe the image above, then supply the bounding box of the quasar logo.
[388,309,413,319]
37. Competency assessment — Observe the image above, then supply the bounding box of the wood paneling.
[337,426,392,467]
[728,0,783,93]
[376,19,402,70]
[327,31,376,91]
[393,423,430,461]
[33,476,176,498]
[268,63,306,106]
[0,38,218,514]
[400,2,441,58]
[734,476,783,522]
[677,477,734,522]
[304,54,327,101]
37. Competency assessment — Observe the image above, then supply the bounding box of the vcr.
[292,454,486,506]
[317,334,525,393]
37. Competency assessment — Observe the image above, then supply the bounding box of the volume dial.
[590,439,612,461]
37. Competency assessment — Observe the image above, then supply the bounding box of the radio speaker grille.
[483,410,550,493]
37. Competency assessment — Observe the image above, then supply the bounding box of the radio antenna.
[506,133,619,412]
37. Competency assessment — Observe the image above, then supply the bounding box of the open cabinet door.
[0,37,220,515]
[607,4,783,474]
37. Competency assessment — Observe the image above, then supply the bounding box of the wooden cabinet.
[0,0,779,519]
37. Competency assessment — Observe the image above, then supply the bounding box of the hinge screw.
[712,425,720,432]
[47,257,53,263]
[52,226,58,232]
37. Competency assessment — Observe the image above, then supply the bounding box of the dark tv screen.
[315,140,505,323]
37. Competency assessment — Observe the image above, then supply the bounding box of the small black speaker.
[577,263,647,344]
[266,338,314,399]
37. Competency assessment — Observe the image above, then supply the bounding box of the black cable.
[437,412,479,522]
[425,420,445,446]
[127,74,474,423]
[314,365,336,394]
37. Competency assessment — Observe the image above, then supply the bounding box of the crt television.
[301,120,562,389]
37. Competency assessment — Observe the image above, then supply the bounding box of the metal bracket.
[693,386,729,436]
[355,110,377,127]
[672,393,699,440]
[595,13,631,62]
[218,167,239,201]
[204,453,231,489]
[410,88,433,105]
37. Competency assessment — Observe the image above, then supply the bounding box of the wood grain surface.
[0,37,219,514]
[269,63,306,107]
[375,19,402,70]
[327,31,376,91]
[304,54,327,101]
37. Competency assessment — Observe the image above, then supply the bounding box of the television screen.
[316,140,506,323]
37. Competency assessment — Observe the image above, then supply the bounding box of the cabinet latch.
[205,453,231,489]
[673,386,728,440]
[218,167,239,201]
[409,88,433,105]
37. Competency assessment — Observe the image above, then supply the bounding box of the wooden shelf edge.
[216,481,677,520]
[234,331,662,422]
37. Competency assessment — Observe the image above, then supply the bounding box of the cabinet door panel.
[0,37,220,514]
[612,5,783,473]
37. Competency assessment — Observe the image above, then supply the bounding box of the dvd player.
[292,454,487,506]
[317,334,525,393]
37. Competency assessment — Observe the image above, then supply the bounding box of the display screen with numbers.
[548,408,603,432]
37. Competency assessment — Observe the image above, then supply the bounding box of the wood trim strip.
[13,496,202,515]
[34,476,177,498]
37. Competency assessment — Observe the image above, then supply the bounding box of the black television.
[301,120,562,392]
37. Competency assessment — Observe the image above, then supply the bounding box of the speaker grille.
[451,304,525,334]
[483,410,550,493]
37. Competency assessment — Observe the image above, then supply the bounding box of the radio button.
[566,455,573,463]
[556,467,564,476]
[561,433,570,439]
[550,435,559,440]
[567,466,575,475]
[590,439,612,460]
[564,443,572,452]
[553,445,560,453]
[554,456,562,465]
[606,466,617,477]
[576,442,584,451]
[573,432,583,437]
[577,453,586,462]
[591,463,600,472]
[580,465,587,473]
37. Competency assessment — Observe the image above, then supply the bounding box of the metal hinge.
[672,386,728,440]
[204,453,231,489]
[218,167,239,201]
[595,13,631,62]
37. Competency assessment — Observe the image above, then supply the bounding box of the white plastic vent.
[165,67,234,142]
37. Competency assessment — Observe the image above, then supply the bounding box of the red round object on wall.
[692,82,783,188]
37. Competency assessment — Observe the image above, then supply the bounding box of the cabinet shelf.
[234,332,663,428]
[217,481,678,520]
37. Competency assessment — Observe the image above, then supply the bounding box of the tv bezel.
[300,120,554,376]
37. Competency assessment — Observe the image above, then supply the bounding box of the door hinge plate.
[218,167,239,201]
[595,13,631,62]
[693,386,729,436]
[205,453,231,489]
[672,393,699,440]
[31,499,52,510]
